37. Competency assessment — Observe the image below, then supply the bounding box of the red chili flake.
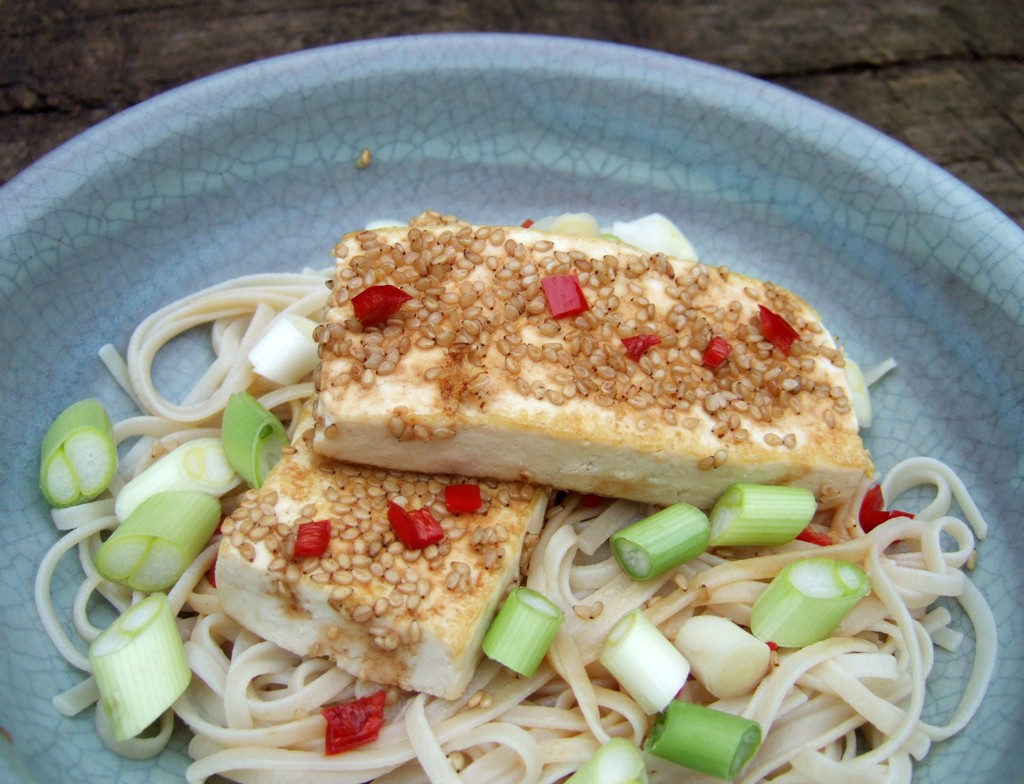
[322,690,387,755]
[795,526,833,546]
[580,493,605,507]
[541,274,590,319]
[758,305,800,355]
[351,284,412,327]
[387,501,445,550]
[859,484,912,532]
[766,640,779,652]
[207,553,218,588]
[444,483,482,514]
[702,336,733,369]
[521,218,535,228]
[294,519,332,558]
[621,334,662,360]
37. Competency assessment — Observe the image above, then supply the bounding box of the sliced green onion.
[564,737,650,784]
[115,437,239,522]
[611,503,709,580]
[482,587,564,676]
[97,491,221,592]
[673,615,770,699]
[39,399,117,508]
[599,609,689,714]
[645,701,761,780]
[247,314,320,385]
[708,484,817,547]
[89,593,190,741]
[750,556,871,648]
[221,392,288,488]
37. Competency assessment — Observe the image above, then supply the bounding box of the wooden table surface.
[3,0,1022,227]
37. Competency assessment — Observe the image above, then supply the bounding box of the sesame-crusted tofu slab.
[215,403,547,700]
[313,213,873,509]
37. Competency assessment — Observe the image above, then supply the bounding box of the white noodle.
[34,513,118,670]
[52,676,99,717]
[51,497,116,531]
[862,357,898,387]
[30,268,1000,784]
[98,342,143,409]
[404,693,463,783]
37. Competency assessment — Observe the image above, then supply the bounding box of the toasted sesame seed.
[351,605,373,623]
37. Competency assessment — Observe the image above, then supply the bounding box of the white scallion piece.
[114,437,240,522]
[89,593,190,741]
[97,491,221,592]
[247,313,320,386]
[844,357,872,428]
[39,399,118,508]
[532,212,602,237]
[610,213,699,261]
[673,615,770,699]
[708,484,817,547]
[564,737,650,784]
[599,609,690,714]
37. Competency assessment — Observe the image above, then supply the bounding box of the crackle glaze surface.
[1,34,1021,783]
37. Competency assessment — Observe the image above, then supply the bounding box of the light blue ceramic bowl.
[1,33,1021,783]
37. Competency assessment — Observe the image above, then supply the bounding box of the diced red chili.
[795,527,832,546]
[766,640,779,652]
[702,336,733,369]
[521,218,535,228]
[541,274,590,319]
[580,493,605,507]
[351,284,412,326]
[758,305,800,355]
[859,484,911,532]
[387,501,445,550]
[445,483,482,513]
[322,690,387,755]
[621,334,662,360]
[294,519,332,558]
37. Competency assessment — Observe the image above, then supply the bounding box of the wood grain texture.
[3,0,1022,225]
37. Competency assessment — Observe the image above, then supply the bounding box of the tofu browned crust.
[216,402,547,700]
[313,212,872,509]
